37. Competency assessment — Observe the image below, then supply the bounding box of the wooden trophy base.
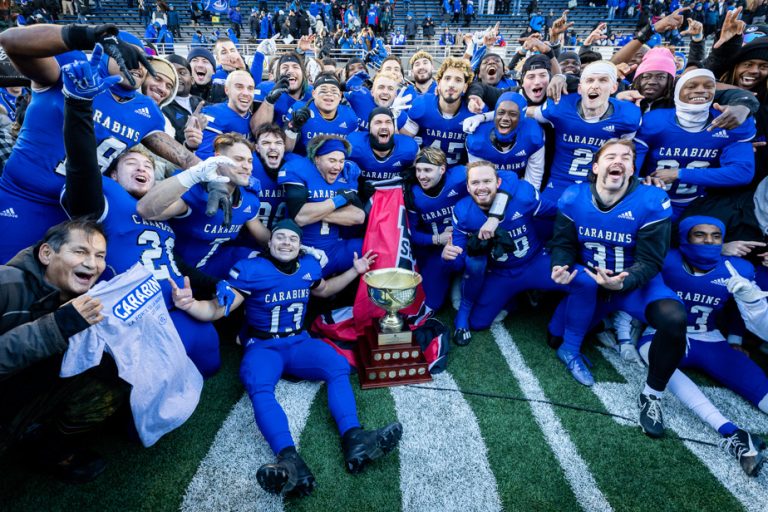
[358,325,432,389]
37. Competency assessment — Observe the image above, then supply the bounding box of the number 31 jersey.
[557,181,671,273]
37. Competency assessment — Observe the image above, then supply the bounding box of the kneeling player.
[171,220,402,497]
[442,161,597,354]
[549,139,687,437]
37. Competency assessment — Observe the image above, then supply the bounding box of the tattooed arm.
[142,131,202,170]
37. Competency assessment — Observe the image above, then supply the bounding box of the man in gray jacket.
[0,218,126,483]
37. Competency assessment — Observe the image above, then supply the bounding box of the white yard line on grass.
[491,324,614,512]
[181,381,322,512]
[593,347,768,512]
[391,372,502,512]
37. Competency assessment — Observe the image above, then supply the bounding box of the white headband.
[674,68,716,130]
[673,68,716,101]
[580,61,618,83]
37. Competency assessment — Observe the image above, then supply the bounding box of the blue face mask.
[679,242,722,271]
[493,125,518,144]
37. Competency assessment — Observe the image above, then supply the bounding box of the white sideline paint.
[490,324,614,512]
[181,381,322,512]
[391,372,502,512]
[592,347,768,511]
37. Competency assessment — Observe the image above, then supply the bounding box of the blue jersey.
[466,118,544,174]
[660,250,754,336]
[558,182,672,273]
[347,131,419,183]
[251,153,301,230]
[277,157,361,251]
[452,177,548,269]
[404,94,477,165]
[253,80,313,127]
[401,81,437,98]
[286,101,358,155]
[540,94,640,191]
[344,89,409,131]
[635,107,755,211]
[229,254,322,334]
[0,89,19,121]
[407,166,467,246]
[1,82,164,204]
[98,178,183,306]
[196,102,252,159]
[170,182,261,269]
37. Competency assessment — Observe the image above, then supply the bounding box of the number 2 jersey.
[228,253,322,336]
[557,181,671,273]
[539,94,640,195]
[634,107,755,214]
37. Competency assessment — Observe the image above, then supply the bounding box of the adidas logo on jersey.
[711,277,730,287]
[0,207,17,218]
[447,190,458,197]
[602,125,615,133]
[243,205,252,214]
[339,122,348,129]
[135,107,152,118]
[617,210,635,220]
[511,211,523,220]
[393,161,402,167]
[515,149,527,157]
[712,130,729,139]
[302,272,313,281]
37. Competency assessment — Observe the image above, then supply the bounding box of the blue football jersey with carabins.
[251,153,301,230]
[195,102,252,159]
[229,253,322,335]
[404,94,478,166]
[253,80,313,128]
[286,100,358,155]
[408,166,467,245]
[539,94,640,191]
[347,131,419,183]
[466,118,545,174]
[558,181,671,273]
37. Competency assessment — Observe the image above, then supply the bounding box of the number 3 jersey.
[557,181,671,273]
[228,254,322,335]
[657,250,754,340]
[539,95,640,194]
[634,107,755,213]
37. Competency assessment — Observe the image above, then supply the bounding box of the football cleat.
[256,449,316,497]
[619,342,643,364]
[638,393,665,438]
[342,423,403,475]
[453,328,472,346]
[556,347,595,386]
[720,429,766,477]
[595,329,618,349]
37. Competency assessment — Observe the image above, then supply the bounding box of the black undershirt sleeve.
[284,183,309,219]
[548,211,579,269]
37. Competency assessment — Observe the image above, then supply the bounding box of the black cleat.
[256,449,316,497]
[720,429,766,477]
[342,423,403,474]
[453,328,472,346]
[638,393,665,439]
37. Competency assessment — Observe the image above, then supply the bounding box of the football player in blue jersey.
[0,24,206,263]
[0,86,24,121]
[345,71,410,131]
[474,52,517,90]
[635,69,756,219]
[631,216,768,475]
[401,57,478,165]
[347,107,419,189]
[465,91,546,189]
[442,160,597,348]
[402,50,436,97]
[137,133,271,279]
[189,70,254,159]
[405,147,468,312]
[251,123,301,230]
[279,135,366,278]
[58,53,230,377]
[284,72,358,155]
[529,61,641,203]
[549,138,687,437]
[210,37,248,86]
[252,52,313,128]
[170,219,402,497]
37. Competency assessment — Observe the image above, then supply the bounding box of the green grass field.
[2,310,768,512]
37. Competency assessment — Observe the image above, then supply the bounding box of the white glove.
[619,342,644,365]
[256,37,277,56]
[462,112,490,134]
[726,260,768,303]
[390,89,413,118]
[301,244,328,268]
[177,156,234,189]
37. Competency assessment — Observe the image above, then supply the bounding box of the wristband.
[488,191,508,219]
[332,194,348,209]
[176,169,198,189]
[61,25,95,51]
[635,24,654,44]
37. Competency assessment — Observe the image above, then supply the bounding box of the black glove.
[466,234,492,257]
[205,181,233,228]
[338,189,364,210]
[61,24,156,87]
[266,76,290,104]
[288,99,313,132]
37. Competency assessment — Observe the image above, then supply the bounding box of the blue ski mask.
[678,215,725,271]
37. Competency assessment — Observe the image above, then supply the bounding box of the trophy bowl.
[363,268,422,334]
